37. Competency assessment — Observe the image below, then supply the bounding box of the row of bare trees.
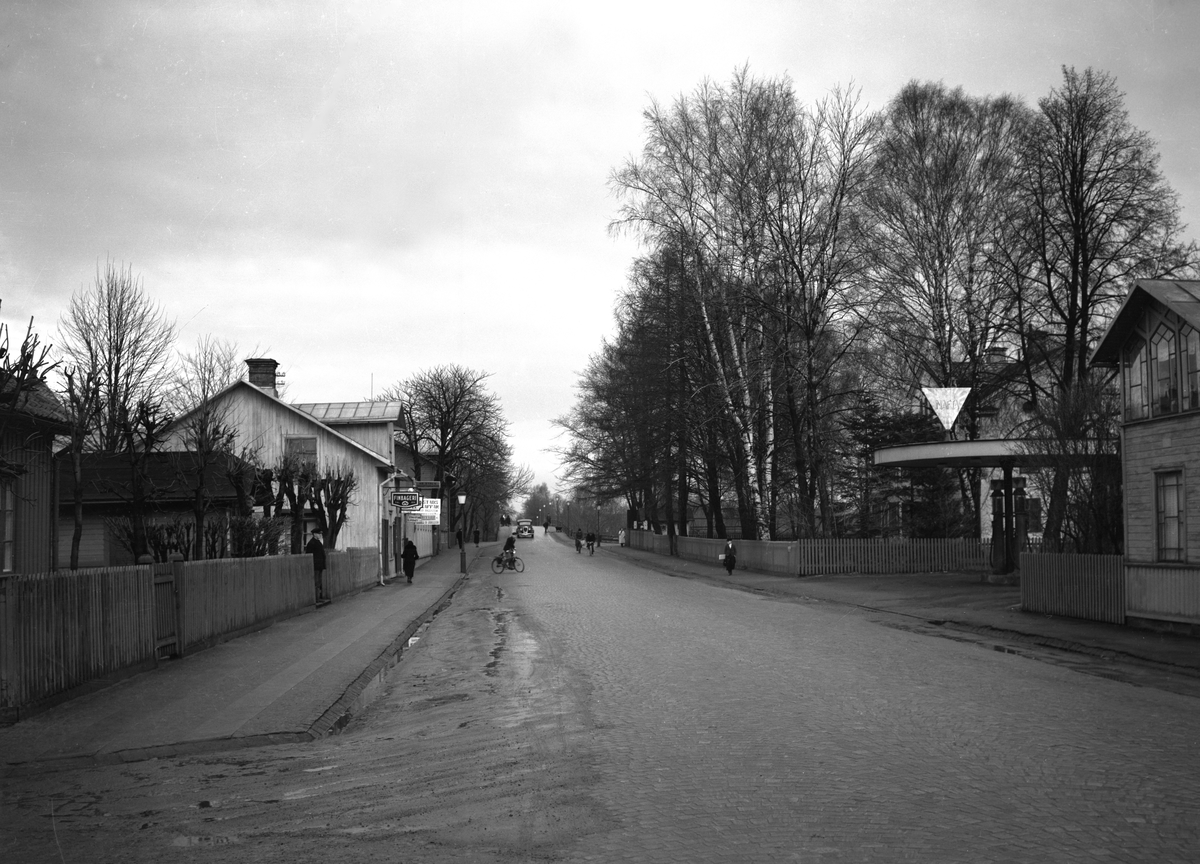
[377,364,530,542]
[558,66,1195,552]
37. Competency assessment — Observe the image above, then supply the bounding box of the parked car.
[516,519,534,539]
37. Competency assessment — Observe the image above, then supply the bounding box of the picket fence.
[0,548,379,720]
[1020,553,1125,624]
[629,531,991,576]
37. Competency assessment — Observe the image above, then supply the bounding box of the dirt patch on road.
[1,574,610,863]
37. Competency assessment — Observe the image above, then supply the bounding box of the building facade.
[1092,279,1200,631]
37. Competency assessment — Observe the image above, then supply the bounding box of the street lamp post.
[458,493,467,573]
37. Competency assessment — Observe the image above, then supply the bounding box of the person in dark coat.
[401,539,419,583]
[723,539,737,575]
[305,528,328,602]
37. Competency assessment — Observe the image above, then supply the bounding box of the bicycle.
[490,554,525,573]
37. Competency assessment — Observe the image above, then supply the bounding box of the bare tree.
[378,364,516,536]
[58,260,177,452]
[1008,67,1196,548]
[171,336,240,559]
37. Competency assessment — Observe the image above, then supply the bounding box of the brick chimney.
[245,358,279,397]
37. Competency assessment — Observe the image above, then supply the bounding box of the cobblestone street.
[3,532,1198,862]
[525,535,1200,862]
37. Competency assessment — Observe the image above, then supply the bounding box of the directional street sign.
[390,490,422,510]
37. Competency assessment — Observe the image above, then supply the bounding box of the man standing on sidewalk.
[306,528,328,604]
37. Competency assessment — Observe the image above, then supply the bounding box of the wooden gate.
[153,561,183,659]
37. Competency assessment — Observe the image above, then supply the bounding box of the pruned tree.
[273,451,316,554]
[310,460,358,550]
[0,305,60,480]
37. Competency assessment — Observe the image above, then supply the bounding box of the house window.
[1155,471,1185,563]
[285,436,317,465]
[1151,324,1178,416]
[0,482,12,572]
[1124,336,1149,420]
[1183,325,1200,411]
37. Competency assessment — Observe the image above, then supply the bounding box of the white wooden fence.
[0,547,382,720]
[630,530,991,575]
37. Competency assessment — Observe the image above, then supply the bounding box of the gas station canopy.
[873,439,1065,470]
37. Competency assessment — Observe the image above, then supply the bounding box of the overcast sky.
[3,0,1198,493]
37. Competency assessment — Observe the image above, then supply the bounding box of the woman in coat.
[401,539,420,583]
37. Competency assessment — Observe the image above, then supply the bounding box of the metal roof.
[1091,280,1200,366]
[292,401,403,424]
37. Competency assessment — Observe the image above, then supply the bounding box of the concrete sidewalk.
[607,543,1200,676]
[0,544,492,771]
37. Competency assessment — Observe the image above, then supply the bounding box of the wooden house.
[1091,279,1200,632]
[0,381,70,574]
[161,359,400,559]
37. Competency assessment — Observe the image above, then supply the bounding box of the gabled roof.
[1,378,71,429]
[167,380,393,469]
[1091,280,1200,366]
[293,401,402,425]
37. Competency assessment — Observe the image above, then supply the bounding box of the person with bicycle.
[501,533,517,568]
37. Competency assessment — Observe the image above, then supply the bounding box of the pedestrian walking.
[473,528,480,546]
[575,528,583,553]
[722,539,737,575]
[305,528,328,603]
[456,528,463,549]
[585,531,595,555]
[618,528,626,547]
[401,538,419,583]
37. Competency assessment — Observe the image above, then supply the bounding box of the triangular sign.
[922,387,971,431]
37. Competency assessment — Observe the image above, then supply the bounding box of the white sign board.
[413,498,442,525]
[922,387,971,431]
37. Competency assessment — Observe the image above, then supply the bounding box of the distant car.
[516,520,534,539]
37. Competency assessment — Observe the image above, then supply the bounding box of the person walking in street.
[575,528,583,553]
[723,538,737,575]
[401,538,419,583]
[585,531,595,555]
[305,527,328,604]
[473,528,480,547]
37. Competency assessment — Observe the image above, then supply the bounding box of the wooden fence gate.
[152,561,183,659]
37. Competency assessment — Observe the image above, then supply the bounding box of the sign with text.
[390,490,421,510]
[922,387,972,431]
[413,499,442,525]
